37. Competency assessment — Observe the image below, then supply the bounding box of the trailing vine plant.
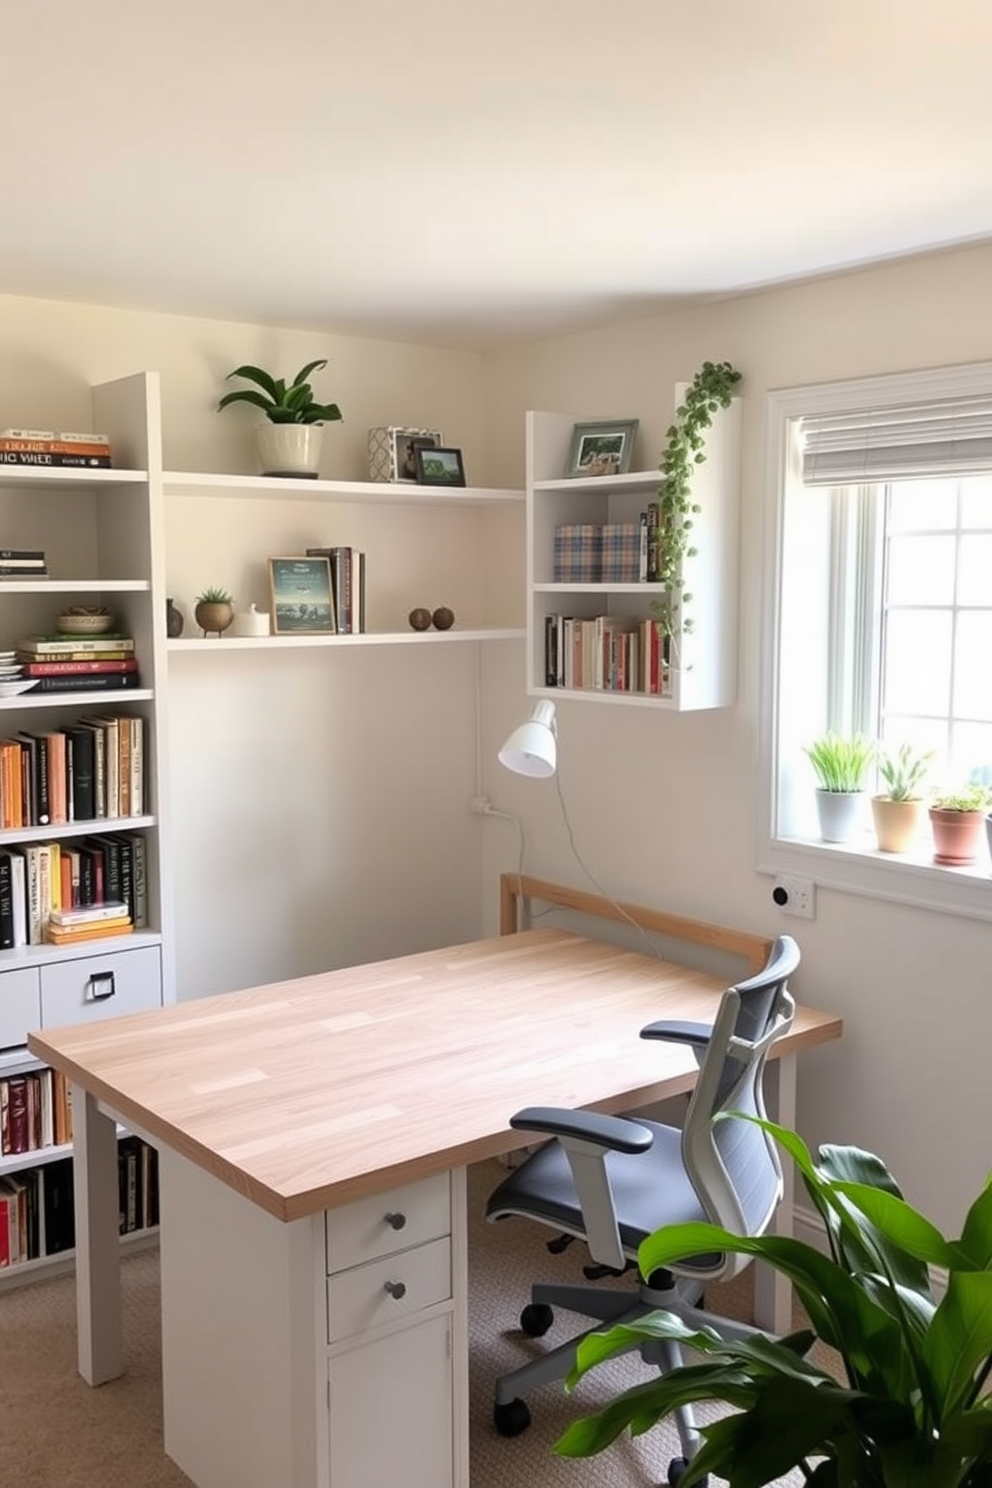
[652,359,742,664]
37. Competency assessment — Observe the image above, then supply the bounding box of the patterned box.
[367,426,443,483]
[554,525,602,582]
[600,522,643,584]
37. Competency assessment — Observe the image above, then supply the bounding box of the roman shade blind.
[800,394,992,484]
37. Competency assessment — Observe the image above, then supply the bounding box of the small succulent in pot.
[194,587,235,637]
[875,741,935,801]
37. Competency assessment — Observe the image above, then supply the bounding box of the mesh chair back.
[678,936,799,1275]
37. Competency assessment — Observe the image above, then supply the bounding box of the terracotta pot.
[928,806,987,865]
[194,601,234,637]
[870,795,925,853]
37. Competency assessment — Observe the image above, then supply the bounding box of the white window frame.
[757,360,992,923]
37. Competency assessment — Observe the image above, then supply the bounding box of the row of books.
[0,831,148,948]
[553,505,663,584]
[544,614,671,696]
[306,546,367,633]
[0,547,48,580]
[14,634,141,694]
[0,1137,159,1267]
[0,712,144,828]
[0,1066,72,1156]
[0,428,112,471]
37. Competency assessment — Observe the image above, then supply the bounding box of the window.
[759,362,992,920]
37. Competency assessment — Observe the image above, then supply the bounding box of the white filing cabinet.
[159,1153,469,1488]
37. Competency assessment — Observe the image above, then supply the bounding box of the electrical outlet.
[771,875,816,920]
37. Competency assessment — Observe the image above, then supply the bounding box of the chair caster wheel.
[494,1397,532,1437]
[520,1302,554,1337]
[668,1458,707,1487]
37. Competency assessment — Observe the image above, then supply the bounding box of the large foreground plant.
[557,1118,992,1487]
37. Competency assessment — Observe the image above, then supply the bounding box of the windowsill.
[758,833,992,922]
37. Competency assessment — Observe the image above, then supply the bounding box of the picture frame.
[415,445,466,487]
[367,426,445,483]
[268,556,336,634]
[565,418,639,479]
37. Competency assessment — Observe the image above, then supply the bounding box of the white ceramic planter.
[815,788,866,844]
[256,422,323,478]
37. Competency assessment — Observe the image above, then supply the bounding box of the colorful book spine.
[18,635,135,653]
[0,451,112,468]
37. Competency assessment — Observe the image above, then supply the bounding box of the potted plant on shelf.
[217,359,342,478]
[871,741,935,852]
[803,731,875,843]
[194,587,235,637]
[556,1116,992,1488]
[928,782,992,865]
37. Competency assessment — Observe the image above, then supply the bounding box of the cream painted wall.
[478,243,992,1234]
[0,294,505,1004]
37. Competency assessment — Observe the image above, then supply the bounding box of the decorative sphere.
[408,607,432,631]
[432,606,455,631]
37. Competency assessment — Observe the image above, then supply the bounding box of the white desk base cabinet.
[158,1153,469,1488]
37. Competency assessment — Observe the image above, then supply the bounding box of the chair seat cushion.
[486,1120,710,1263]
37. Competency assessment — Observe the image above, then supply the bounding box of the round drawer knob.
[384,1280,407,1300]
[384,1211,407,1230]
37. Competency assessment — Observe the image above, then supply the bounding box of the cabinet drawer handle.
[384,1211,407,1230]
[85,972,116,1002]
[384,1280,407,1300]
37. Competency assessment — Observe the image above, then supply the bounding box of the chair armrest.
[640,1019,713,1049]
[510,1106,653,1155]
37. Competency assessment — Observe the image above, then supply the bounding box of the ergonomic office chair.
[486,934,800,1484]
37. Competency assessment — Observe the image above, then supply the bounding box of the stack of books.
[0,547,47,580]
[46,900,133,946]
[16,634,140,693]
[0,429,112,470]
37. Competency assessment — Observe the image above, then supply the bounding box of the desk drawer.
[326,1237,451,1342]
[325,1172,450,1274]
[0,968,41,1051]
[40,945,162,1028]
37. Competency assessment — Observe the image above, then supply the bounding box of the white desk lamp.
[497,701,557,778]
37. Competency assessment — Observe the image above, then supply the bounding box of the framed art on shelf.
[268,556,336,634]
[366,425,444,482]
[565,418,639,478]
[415,445,466,487]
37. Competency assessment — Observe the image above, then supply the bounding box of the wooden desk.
[29,927,841,1488]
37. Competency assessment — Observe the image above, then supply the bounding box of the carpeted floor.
[0,1159,820,1487]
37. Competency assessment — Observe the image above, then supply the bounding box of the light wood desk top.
[30,928,842,1225]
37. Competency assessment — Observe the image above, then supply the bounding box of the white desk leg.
[753,1052,797,1335]
[73,1087,123,1384]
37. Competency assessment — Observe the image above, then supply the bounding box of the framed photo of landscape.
[565,418,639,478]
[415,445,466,487]
[268,556,336,634]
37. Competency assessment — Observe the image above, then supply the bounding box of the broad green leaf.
[922,1271,992,1418]
[959,1176,992,1268]
[216,388,275,414]
[555,1362,756,1456]
[692,1376,862,1488]
[224,364,280,401]
[832,1181,956,1268]
[289,358,328,387]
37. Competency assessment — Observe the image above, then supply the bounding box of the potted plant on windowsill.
[871,741,935,852]
[803,732,875,843]
[556,1116,992,1488]
[929,782,992,865]
[217,359,342,478]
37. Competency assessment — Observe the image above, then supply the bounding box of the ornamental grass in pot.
[803,732,875,844]
[556,1115,992,1488]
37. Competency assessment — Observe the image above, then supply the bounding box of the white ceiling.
[4,1,992,350]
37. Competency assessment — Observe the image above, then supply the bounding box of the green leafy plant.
[652,360,742,653]
[557,1116,992,1488]
[876,741,935,802]
[194,586,233,605]
[931,782,992,812]
[217,359,342,425]
[804,732,875,793]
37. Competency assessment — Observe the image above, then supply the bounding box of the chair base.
[493,1272,765,1469]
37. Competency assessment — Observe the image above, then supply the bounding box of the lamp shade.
[498,701,557,778]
